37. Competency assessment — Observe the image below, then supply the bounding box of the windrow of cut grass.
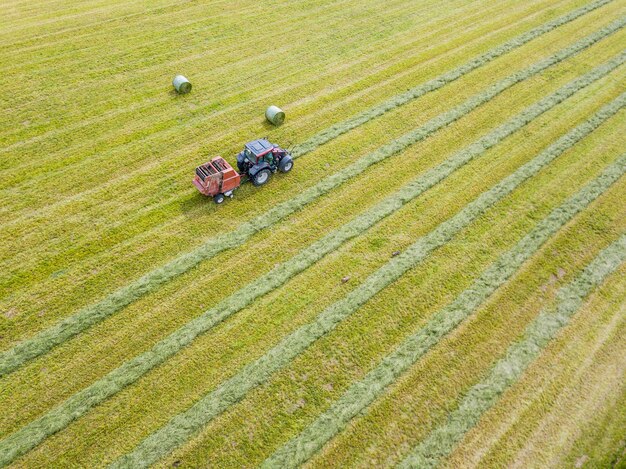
[108,83,626,469]
[398,233,626,468]
[262,150,626,468]
[290,0,614,158]
[303,145,626,469]
[3,45,621,465]
[3,18,620,377]
[446,274,625,468]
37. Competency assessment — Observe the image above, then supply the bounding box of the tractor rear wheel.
[253,169,271,186]
[213,193,225,204]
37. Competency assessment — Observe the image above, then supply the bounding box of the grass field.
[1,0,625,467]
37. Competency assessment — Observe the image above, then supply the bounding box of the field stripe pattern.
[262,151,626,468]
[109,79,626,469]
[289,0,613,158]
[1,7,621,377]
[398,233,626,468]
[1,33,623,468]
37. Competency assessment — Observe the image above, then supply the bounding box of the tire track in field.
[2,40,621,468]
[107,78,626,469]
[263,151,626,469]
[1,17,622,377]
[397,233,626,469]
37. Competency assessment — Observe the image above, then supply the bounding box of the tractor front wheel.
[278,156,293,173]
[213,193,225,204]
[253,169,271,186]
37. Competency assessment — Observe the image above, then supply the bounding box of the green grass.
[399,233,626,468]
[3,3,619,377]
[110,87,625,468]
[1,0,625,466]
[263,152,626,468]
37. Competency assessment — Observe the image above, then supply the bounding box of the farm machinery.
[193,138,294,204]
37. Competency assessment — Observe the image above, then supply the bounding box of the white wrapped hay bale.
[172,75,192,94]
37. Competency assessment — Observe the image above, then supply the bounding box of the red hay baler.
[193,156,241,204]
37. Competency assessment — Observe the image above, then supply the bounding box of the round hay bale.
[173,75,192,94]
[265,105,285,125]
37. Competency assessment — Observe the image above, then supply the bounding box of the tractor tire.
[213,193,225,204]
[236,153,245,173]
[278,156,293,173]
[252,168,271,186]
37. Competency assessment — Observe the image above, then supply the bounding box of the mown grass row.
[398,232,626,468]
[290,0,613,158]
[262,151,626,468]
[450,275,625,468]
[3,16,619,377]
[107,81,626,468]
[3,42,619,467]
[302,140,626,469]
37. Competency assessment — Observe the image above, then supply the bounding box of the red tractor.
[193,139,293,203]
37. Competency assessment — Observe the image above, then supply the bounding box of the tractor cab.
[237,138,293,186]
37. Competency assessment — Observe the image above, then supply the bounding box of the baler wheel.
[214,193,225,204]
